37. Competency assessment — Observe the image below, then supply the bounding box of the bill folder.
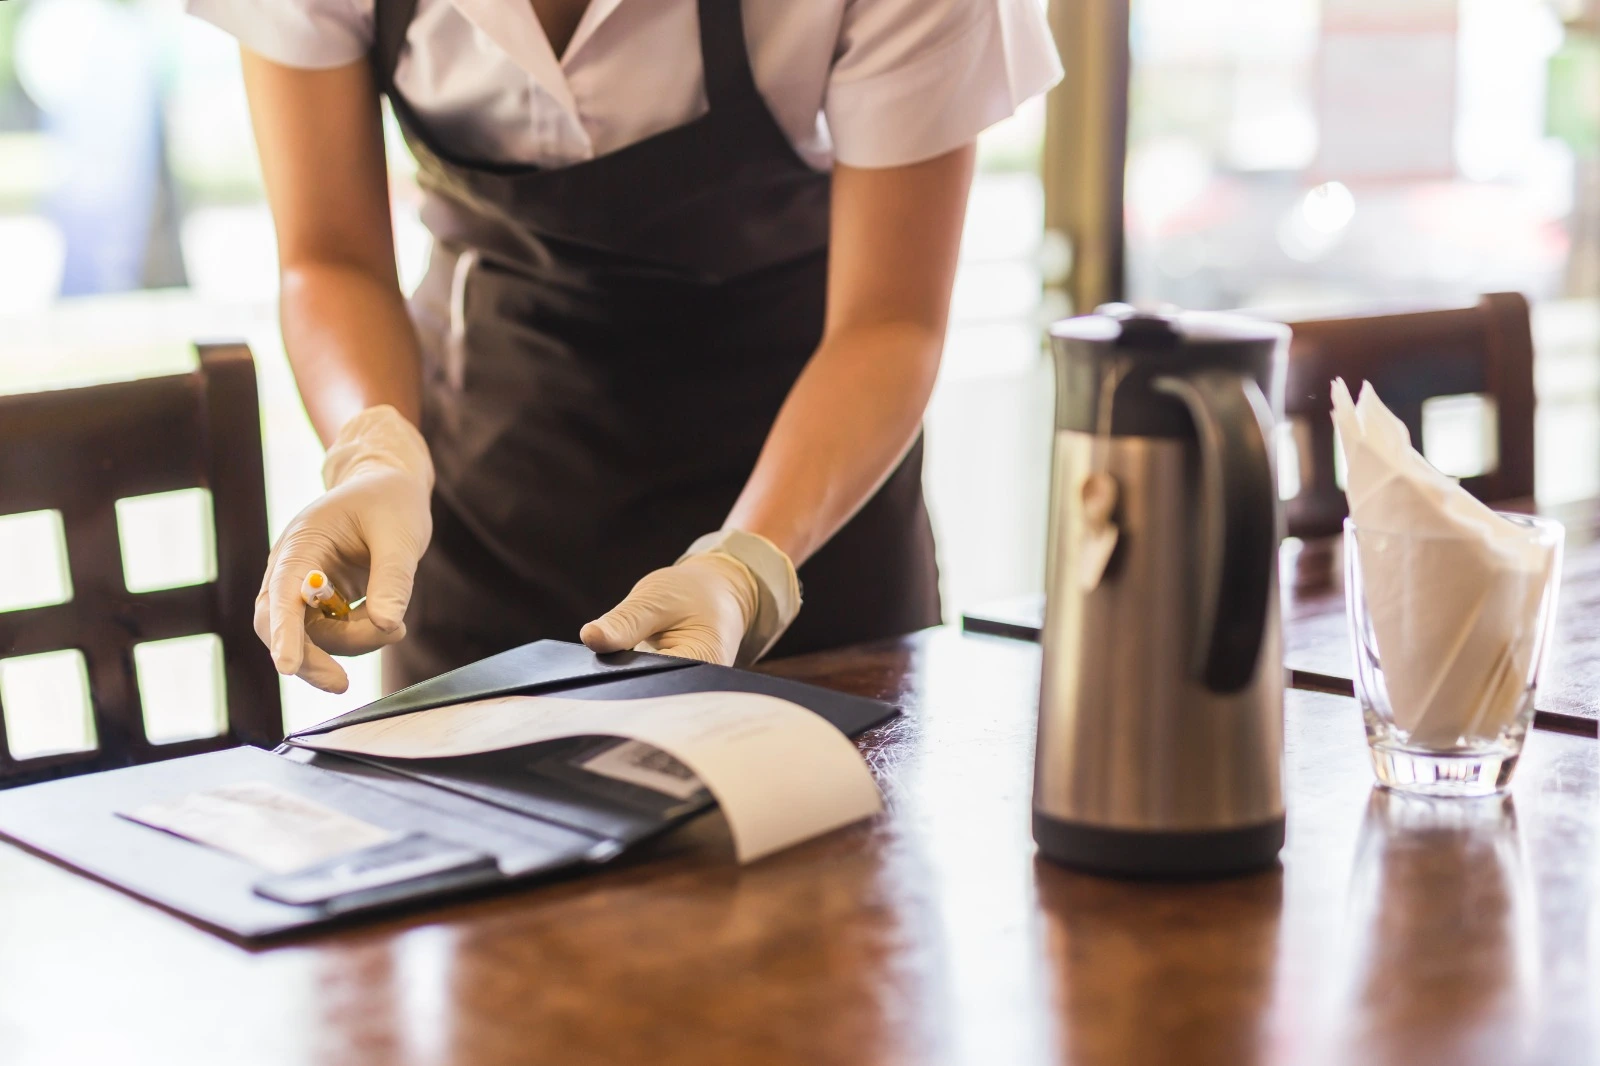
[0,640,897,941]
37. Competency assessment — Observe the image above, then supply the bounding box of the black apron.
[373,0,941,690]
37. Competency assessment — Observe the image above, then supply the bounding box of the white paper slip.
[580,740,707,801]
[119,781,401,875]
[292,692,884,864]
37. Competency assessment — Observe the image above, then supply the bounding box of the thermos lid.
[1050,304,1286,438]
[1049,303,1288,354]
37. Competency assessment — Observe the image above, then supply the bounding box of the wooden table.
[3,628,1598,1065]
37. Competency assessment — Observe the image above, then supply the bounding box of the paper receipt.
[292,692,883,864]
[119,781,400,874]
[580,740,707,801]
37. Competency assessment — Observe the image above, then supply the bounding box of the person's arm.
[726,143,974,563]
[241,50,435,693]
[582,144,974,665]
[241,49,422,440]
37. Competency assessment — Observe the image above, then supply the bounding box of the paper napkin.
[1333,379,1556,746]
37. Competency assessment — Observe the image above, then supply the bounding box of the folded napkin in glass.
[1334,379,1561,751]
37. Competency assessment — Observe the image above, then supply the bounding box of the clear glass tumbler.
[1344,514,1564,797]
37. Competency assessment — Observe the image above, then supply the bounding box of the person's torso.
[380,0,834,485]
[369,0,946,679]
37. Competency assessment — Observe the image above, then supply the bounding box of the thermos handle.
[1152,371,1277,693]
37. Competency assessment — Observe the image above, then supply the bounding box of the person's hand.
[581,531,802,667]
[255,405,434,693]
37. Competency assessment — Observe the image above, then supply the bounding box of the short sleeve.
[825,0,1062,169]
[185,0,373,70]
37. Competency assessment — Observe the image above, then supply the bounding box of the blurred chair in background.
[1281,292,1536,538]
[0,343,279,788]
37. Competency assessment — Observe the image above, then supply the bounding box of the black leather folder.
[0,641,897,941]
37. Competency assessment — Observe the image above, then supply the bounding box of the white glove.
[580,530,802,667]
[256,405,434,693]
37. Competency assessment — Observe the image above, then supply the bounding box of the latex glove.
[255,405,434,693]
[581,531,802,667]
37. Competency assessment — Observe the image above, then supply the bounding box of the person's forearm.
[725,145,971,568]
[240,49,420,448]
[724,320,942,566]
[280,261,424,446]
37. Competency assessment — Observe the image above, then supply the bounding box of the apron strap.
[698,0,760,112]
[372,0,422,90]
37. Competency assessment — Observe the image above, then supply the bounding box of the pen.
[301,570,352,619]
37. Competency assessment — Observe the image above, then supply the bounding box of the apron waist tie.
[446,247,480,392]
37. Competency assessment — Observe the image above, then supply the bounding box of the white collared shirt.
[187,0,1062,171]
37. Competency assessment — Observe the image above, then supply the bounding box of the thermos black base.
[1033,811,1285,879]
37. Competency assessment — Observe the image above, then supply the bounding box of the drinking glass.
[1344,514,1563,796]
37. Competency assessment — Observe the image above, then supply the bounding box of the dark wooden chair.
[0,343,281,788]
[1279,292,1536,539]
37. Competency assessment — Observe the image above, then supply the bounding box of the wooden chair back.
[0,343,280,787]
[1280,292,1536,539]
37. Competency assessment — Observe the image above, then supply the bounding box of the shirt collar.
[448,0,583,121]
[562,0,625,67]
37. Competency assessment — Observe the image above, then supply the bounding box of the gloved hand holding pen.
[255,405,434,693]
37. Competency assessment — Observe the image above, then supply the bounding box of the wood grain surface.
[2,628,1597,1065]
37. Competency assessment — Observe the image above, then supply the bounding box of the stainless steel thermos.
[1033,306,1289,877]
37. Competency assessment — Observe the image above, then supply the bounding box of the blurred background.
[0,0,1597,732]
